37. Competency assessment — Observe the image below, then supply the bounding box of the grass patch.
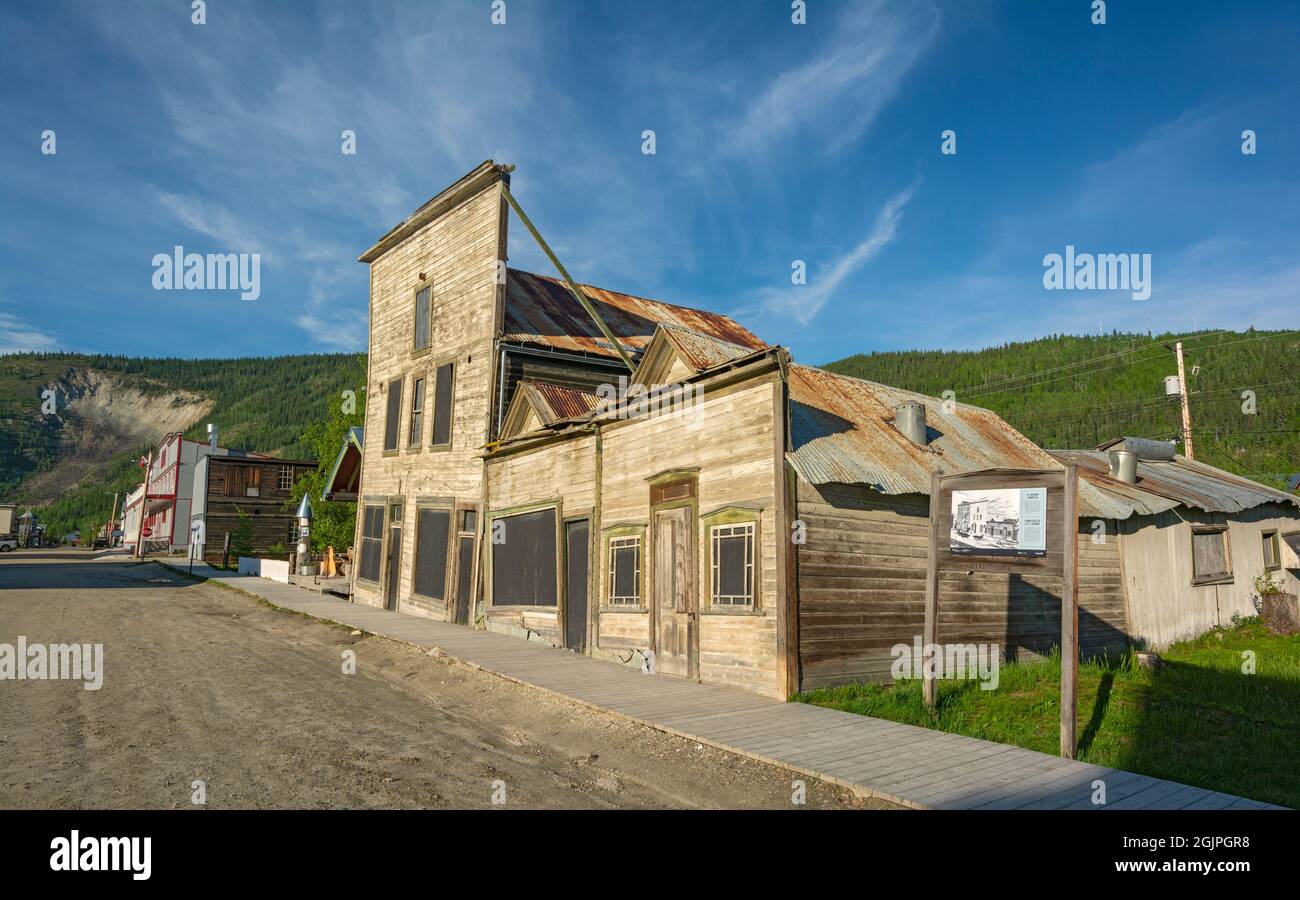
[795,622,1300,808]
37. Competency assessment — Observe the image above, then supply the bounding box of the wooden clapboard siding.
[796,479,1131,691]
[483,433,597,636]
[598,375,783,697]
[1119,502,1300,648]
[355,176,506,617]
[482,369,785,696]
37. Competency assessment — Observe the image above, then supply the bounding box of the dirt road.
[0,553,894,809]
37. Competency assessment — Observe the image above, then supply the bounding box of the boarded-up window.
[711,523,754,607]
[408,377,425,447]
[608,536,640,605]
[413,286,431,351]
[245,466,261,497]
[224,466,243,497]
[383,378,403,452]
[358,505,384,583]
[432,363,454,447]
[1191,527,1231,584]
[1263,530,1280,570]
[491,508,557,606]
[413,508,451,600]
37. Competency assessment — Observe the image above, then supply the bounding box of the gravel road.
[0,552,896,810]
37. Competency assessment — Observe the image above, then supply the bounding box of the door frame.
[648,473,700,681]
[562,514,592,652]
[451,502,480,625]
[383,501,404,611]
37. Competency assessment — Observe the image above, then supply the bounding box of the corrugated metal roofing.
[1048,449,1300,516]
[526,380,602,420]
[659,323,758,370]
[503,269,765,361]
[784,365,1144,519]
[788,365,1051,489]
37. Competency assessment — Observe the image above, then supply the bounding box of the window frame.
[277,464,293,492]
[608,536,642,607]
[488,502,562,609]
[410,502,454,603]
[412,284,432,354]
[700,507,762,613]
[430,360,456,450]
[356,502,386,586]
[1190,524,1233,586]
[710,522,756,609]
[382,377,403,455]
[1262,529,1281,571]
[601,524,647,611]
[407,374,426,449]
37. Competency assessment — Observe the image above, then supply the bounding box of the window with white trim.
[278,465,294,491]
[711,522,755,607]
[608,536,641,606]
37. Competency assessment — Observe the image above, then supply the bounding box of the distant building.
[190,455,315,563]
[122,431,311,560]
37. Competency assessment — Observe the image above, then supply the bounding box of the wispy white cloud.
[728,0,941,156]
[0,310,59,355]
[750,185,917,325]
[295,311,367,352]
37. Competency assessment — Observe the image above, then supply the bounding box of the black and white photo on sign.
[949,487,1047,557]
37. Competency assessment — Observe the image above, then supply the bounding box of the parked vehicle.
[0,537,17,552]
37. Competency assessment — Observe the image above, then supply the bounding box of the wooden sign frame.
[923,464,1080,758]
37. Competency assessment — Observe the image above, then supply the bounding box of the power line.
[956,330,1238,398]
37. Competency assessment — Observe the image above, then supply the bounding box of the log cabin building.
[349,161,1300,699]
[190,453,316,563]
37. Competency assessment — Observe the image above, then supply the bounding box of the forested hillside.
[821,329,1300,486]
[0,352,364,537]
[821,329,1300,489]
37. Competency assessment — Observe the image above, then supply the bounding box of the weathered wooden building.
[190,454,316,563]
[350,161,1300,699]
[1049,440,1300,648]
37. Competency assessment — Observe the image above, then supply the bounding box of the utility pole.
[133,451,152,559]
[1175,341,1195,460]
[106,491,119,548]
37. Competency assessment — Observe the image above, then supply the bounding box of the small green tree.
[288,354,366,553]
[230,506,254,559]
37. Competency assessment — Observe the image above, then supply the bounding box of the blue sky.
[2,0,1297,364]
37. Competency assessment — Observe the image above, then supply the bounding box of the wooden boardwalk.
[160,559,1283,811]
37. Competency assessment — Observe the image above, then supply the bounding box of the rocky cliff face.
[15,368,211,506]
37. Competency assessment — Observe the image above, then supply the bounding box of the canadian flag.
[139,456,148,468]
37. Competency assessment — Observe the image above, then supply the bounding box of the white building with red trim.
[122,432,268,554]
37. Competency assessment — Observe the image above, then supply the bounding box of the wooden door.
[653,507,696,679]
[564,519,589,652]
[454,536,475,625]
[384,503,403,611]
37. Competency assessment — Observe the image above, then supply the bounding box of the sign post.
[923,465,1080,758]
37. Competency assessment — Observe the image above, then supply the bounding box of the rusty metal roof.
[525,380,602,421]
[788,365,1055,488]
[503,269,766,361]
[1048,449,1300,517]
[659,323,758,371]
